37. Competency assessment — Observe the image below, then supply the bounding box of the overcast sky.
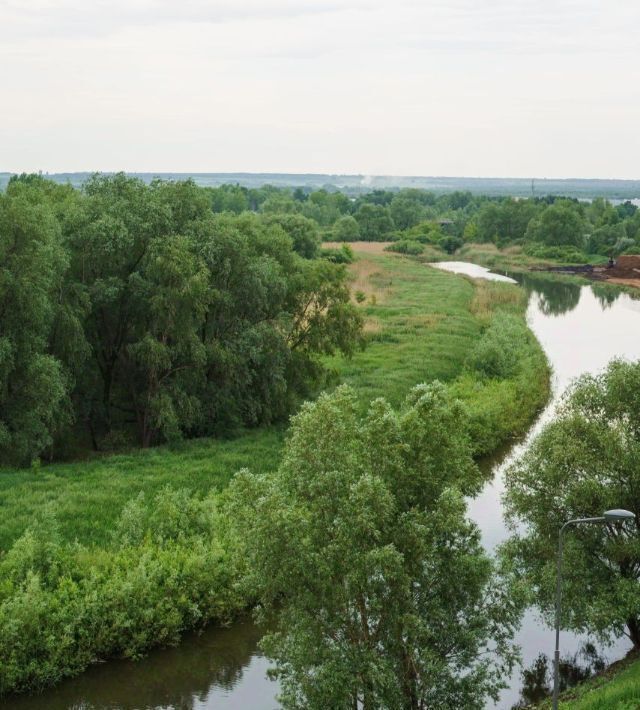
[1,0,639,178]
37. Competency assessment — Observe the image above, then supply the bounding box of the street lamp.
[552,509,636,709]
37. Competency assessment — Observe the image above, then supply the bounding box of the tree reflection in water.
[511,643,606,709]
[0,619,269,710]
[511,273,582,316]
[591,283,621,311]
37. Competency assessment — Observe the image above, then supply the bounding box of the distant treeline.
[0,174,363,465]
[4,172,640,199]
[205,182,640,260]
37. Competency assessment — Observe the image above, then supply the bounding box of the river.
[7,263,640,710]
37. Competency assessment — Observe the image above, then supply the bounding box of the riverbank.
[456,243,640,293]
[0,249,550,698]
[532,652,640,709]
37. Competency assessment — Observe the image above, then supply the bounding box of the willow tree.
[0,182,72,463]
[503,359,640,649]
[229,384,519,709]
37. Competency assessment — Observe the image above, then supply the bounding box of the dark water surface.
[6,265,640,710]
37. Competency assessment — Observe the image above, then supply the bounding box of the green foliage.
[0,249,551,697]
[0,488,243,695]
[332,214,360,241]
[384,238,425,255]
[262,213,321,259]
[475,198,540,245]
[354,203,394,240]
[229,385,520,709]
[320,244,354,263]
[503,359,640,649]
[526,202,587,249]
[440,234,464,254]
[0,181,77,465]
[450,296,549,455]
[0,174,363,461]
[389,193,424,229]
[467,313,532,379]
[405,221,443,243]
[523,242,588,263]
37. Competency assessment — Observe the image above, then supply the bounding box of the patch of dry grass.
[348,257,393,305]
[470,279,527,325]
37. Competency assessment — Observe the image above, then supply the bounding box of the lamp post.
[552,509,636,710]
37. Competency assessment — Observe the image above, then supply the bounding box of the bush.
[384,239,425,255]
[523,242,587,263]
[320,244,354,264]
[466,314,530,379]
[0,488,244,695]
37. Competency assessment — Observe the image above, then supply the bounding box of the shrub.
[320,244,354,264]
[523,242,587,263]
[384,239,425,255]
[0,488,244,695]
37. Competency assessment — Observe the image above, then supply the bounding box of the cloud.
[1,0,639,176]
[0,0,373,40]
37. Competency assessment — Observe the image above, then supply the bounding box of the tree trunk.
[102,364,113,431]
[627,617,640,649]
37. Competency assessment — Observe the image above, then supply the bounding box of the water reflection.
[0,620,277,710]
[509,272,583,316]
[591,283,622,311]
[431,261,517,283]
[470,279,640,708]
[511,644,606,709]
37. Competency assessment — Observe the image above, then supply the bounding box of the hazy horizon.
[2,1,639,178]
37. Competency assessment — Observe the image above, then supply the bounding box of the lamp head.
[604,509,636,523]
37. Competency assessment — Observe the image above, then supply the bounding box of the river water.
[7,263,640,710]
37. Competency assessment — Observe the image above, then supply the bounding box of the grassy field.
[0,429,285,552]
[457,242,608,270]
[327,251,485,407]
[0,249,549,553]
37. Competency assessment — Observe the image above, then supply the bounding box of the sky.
[1,0,639,178]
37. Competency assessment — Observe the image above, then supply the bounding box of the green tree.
[354,203,394,241]
[262,213,320,259]
[126,235,210,446]
[229,384,519,709]
[333,215,360,241]
[526,203,586,249]
[476,199,539,245]
[210,184,249,214]
[389,195,424,230]
[503,359,640,648]
[0,182,73,464]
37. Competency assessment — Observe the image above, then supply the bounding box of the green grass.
[457,242,607,270]
[0,251,549,552]
[534,654,640,709]
[0,428,285,551]
[327,253,483,407]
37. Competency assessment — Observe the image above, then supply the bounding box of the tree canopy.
[0,174,363,464]
[503,359,640,649]
[229,384,520,709]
